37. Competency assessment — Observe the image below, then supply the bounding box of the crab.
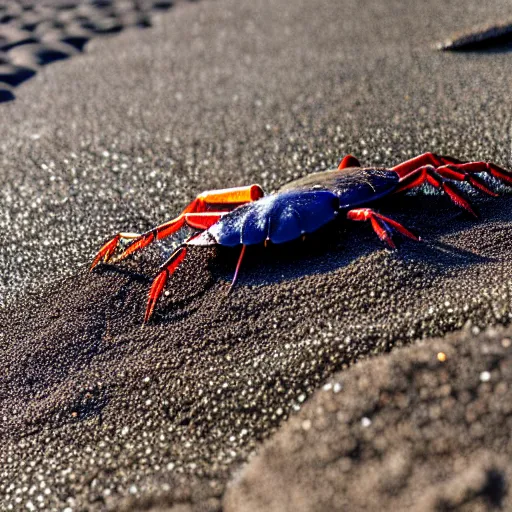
[91,152,512,322]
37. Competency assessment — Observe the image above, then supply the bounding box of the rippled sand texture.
[0,0,173,102]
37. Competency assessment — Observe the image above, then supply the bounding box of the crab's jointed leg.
[433,165,497,196]
[116,212,225,263]
[90,185,264,270]
[391,152,461,177]
[394,164,477,216]
[347,208,419,249]
[144,245,188,322]
[90,232,140,270]
[143,214,226,322]
[145,240,249,322]
[392,152,512,190]
[229,245,247,293]
[90,212,224,270]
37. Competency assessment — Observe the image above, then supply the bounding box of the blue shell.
[208,190,339,246]
[206,167,399,247]
[278,167,399,208]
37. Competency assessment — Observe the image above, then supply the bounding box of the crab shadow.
[92,247,218,319]
[210,193,512,288]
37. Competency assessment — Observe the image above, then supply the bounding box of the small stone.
[479,371,491,382]
[301,419,312,431]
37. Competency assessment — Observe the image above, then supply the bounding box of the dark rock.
[0,25,37,51]
[439,20,512,52]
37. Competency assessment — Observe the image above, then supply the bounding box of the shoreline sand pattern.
[0,0,174,103]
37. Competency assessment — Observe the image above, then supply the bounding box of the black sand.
[1,0,512,510]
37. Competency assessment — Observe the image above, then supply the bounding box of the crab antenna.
[228,245,247,294]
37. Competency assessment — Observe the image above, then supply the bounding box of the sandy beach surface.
[1,0,512,510]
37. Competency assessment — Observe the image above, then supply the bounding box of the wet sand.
[1,0,512,510]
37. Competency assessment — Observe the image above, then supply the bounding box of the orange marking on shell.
[185,213,223,230]
[199,185,263,205]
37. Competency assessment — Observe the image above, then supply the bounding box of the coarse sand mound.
[224,325,512,512]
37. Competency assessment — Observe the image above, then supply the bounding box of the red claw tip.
[386,239,397,250]
[90,256,102,272]
[90,235,121,270]
[144,270,169,322]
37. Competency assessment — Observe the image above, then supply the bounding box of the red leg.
[91,212,225,270]
[90,185,264,270]
[144,245,188,322]
[113,212,224,264]
[394,165,477,217]
[90,232,139,270]
[392,153,512,193]
[394,165,446,193]
[338,154,361,170]
[434,165,497,196]
[143,221,222,322]
[347,208,419,248]
[392,152,462,178]
[436,162,512,189]
[228,245,247,293]
[145,239,249,322]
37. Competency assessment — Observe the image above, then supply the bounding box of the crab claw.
[114,232,155,263]
[90,234,121,271]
